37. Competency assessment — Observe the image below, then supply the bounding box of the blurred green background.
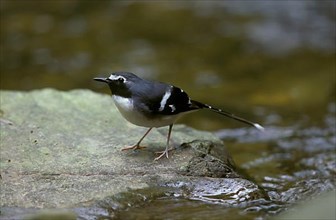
[1,0,335,130]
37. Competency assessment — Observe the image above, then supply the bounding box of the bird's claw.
[154,147,174,161]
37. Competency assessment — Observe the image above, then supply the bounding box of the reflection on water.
[1,1,335,220]
[220,103,335,218]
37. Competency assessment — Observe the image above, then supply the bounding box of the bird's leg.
[121,127,153,151]
[154,124,174,161]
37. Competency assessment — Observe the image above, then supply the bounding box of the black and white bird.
[94,72,264,161]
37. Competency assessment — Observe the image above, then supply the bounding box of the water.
[1,1,335,219]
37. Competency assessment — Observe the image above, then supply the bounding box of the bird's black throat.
[107,83,132,98]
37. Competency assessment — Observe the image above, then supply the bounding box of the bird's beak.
[94,77,108,83]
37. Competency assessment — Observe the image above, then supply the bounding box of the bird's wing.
[157,86,195,115]
[134,82,198,116]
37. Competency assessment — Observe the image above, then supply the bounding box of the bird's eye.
[117,77,125,83]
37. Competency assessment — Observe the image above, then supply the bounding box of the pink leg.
[121,127,153,151]
[154,124,174,161]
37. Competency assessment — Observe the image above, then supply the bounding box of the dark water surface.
[1,1,335,220]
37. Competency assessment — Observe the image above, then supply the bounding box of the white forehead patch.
[108,74,127,82]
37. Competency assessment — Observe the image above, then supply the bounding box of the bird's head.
[94,72,140,97]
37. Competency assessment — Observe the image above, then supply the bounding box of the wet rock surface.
[179,140,238,178]
[0,89,264,219]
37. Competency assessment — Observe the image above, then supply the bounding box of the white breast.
[112,95,181,128]
[113,95,134,113]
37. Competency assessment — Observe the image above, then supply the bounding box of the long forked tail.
[191,100,264,131]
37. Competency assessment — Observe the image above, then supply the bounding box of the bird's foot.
[154,147,174,161]
[121,145,146,151]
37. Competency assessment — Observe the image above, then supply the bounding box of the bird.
[94,72,264,161]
